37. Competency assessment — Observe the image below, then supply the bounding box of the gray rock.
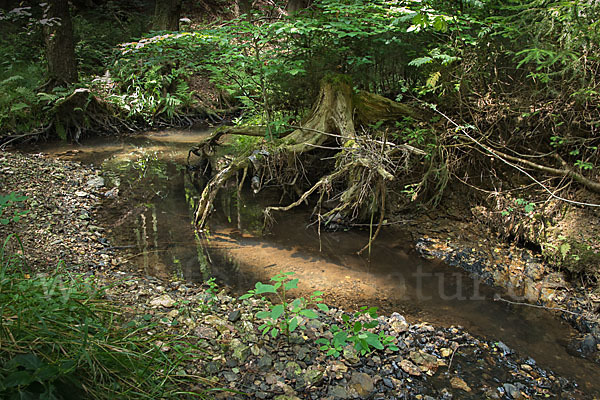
[228,309,241,322]
[86,176,105,189]
[327,385,349,399]
[503,383,519,399]
[350,372,374,397]
[304,368,324,387]
[231,338,249,363]
[285,361,302,378]
[343,346,360,365]
[495,341,512,355]
[205,361,221,375]
[258,354,273,370]
[296,346,310,361]
[581,334,598,355]
[307,319,324,331]
[222,371,239,382]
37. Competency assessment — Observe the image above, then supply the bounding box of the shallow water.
[34,129,600,395]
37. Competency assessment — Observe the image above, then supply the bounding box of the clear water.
[35,129,599,395]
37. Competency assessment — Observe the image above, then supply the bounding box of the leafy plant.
[0,193,28,225]
[316,306,398,358]
[197,277,219,312]
[106,32,210,123]
[239,272,328,338]
[0,243,207,399]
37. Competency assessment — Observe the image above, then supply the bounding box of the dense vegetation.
[1,0,600,396]
[1,0,599,280]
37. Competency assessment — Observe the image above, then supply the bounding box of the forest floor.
[0,150,597,398]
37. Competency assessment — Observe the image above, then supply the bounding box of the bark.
[192,77,424,229]
[153,0,182,31]
[234,0,252,16]
[43,0,78,86]
[286,0,309,13]
[282,77,423,153]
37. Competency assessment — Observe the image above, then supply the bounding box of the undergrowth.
[0,234,208,399]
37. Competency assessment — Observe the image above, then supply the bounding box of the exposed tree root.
[192,76,425,235]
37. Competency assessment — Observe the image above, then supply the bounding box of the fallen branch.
[493,295,587,318]
[426,103,600,207]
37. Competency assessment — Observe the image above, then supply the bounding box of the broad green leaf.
[7,354,42,371]
[284,278,299,291]
[271,304,284,319]
[299,309,318,318]
[256,311,271,319]
[289,316,299,332]
[317,303,329,312]
[4,370,34,387]
[254,282,277,294]
[365,334,384,350]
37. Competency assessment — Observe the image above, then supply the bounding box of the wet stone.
[449,376,471,392]
[503,383,520,399]
[228,309,241,322]
[399,359,421,376]
[581,334,598,355]
[382,377,394,389]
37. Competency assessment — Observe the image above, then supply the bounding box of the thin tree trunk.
[43,0,78,86]
[153,0,182,31]
[287,0,309,13]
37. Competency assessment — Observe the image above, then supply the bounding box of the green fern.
[426,71,441,88]
[408,56,433,67]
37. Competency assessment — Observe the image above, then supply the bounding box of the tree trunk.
[287,0,309,13]
[43,0,78,87]
[153,0,182,31]
[192,77,424,229]
[234,0,252,16]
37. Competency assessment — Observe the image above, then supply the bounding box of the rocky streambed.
[0,146,598,398]
[416,235,600,365]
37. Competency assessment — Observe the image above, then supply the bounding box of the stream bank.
[2,129,596,396]
[0,149,593,399]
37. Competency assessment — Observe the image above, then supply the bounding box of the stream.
[35,128,599,395]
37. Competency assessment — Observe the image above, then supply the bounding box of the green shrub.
[106,32,212,122]
[0,242,205,399]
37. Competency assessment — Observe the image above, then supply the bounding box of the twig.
[493,295,587,318]
[447,344,464,372]
[425,103,600,207]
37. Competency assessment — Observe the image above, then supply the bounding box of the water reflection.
[34,129,599,394]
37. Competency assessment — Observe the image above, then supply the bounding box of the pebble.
[228,309,241,322]
[149,294,176,308]
[0,151,591,399]
[450,376,471,392]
